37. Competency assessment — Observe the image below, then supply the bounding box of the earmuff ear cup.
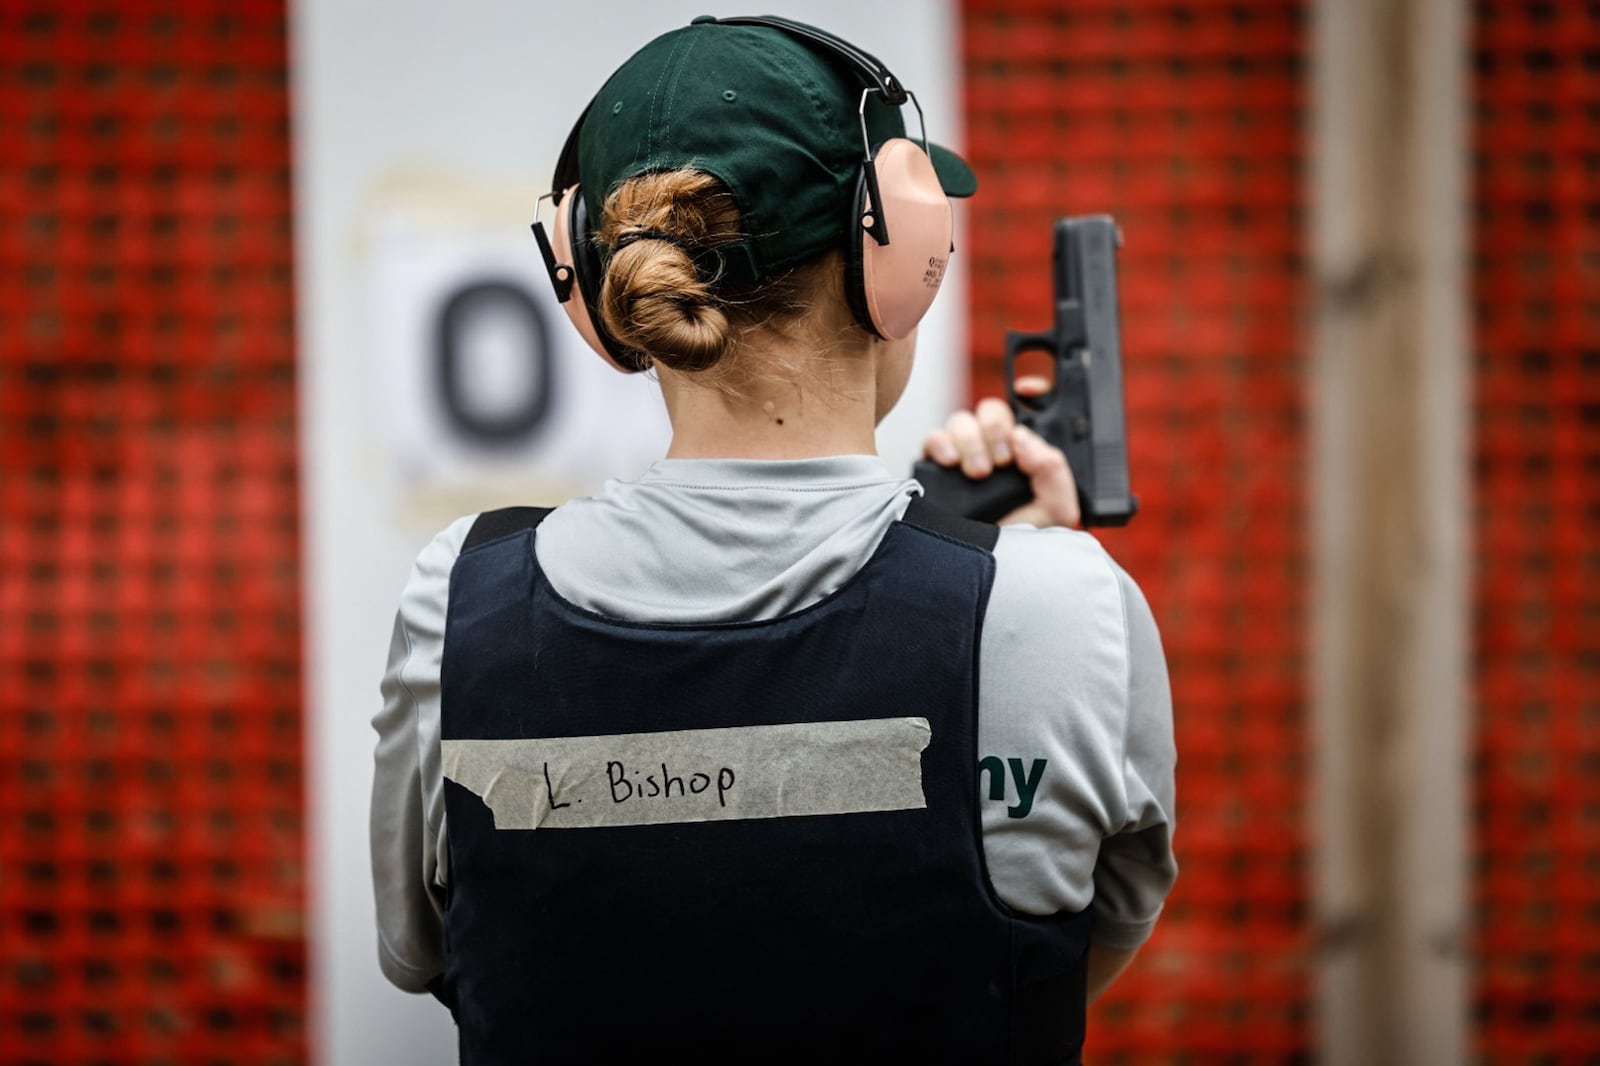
[551,186,649,373]
[846,138,954,340]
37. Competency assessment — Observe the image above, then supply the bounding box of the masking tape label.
[443,716,931,829]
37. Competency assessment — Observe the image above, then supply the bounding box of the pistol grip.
[911,459,1033,524]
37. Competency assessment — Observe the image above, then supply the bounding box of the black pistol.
[912,215,1138,527]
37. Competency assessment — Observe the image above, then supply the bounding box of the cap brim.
[930,143,977,198]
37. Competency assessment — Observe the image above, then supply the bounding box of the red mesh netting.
[0,2,305,1062]
[1471,2,1600,1059]
[961,0,1310,1059]
[4,0,1593,1060]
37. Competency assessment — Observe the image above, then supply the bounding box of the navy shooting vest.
[438,500,1094,1064]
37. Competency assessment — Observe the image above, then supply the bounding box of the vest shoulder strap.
[463,506,554,551]
[901,495,1000,553]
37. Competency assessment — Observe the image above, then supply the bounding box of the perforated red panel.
[0,2,305,1063]
[1471,2,1600,1059]
[962,1,1309,1059]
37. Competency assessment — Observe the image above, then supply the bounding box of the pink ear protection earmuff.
[845,98,953,342]
[530,15,953,373]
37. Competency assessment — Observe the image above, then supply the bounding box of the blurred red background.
[0,2,305,1063]
[964,2,1310,1058]
[1,0,1595,1062]
[965,0,1599,1061]
[1469,2,1600,1058]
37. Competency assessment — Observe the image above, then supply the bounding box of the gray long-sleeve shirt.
[371,455,1177,992]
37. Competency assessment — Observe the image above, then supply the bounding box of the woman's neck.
[659,363,880,460]
[657,327,902,460]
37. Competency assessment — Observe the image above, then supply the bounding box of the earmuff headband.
[709,15,909,104]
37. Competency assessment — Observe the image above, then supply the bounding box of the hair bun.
[597,173,742,373]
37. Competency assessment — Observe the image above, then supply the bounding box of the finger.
[974,397,1014,466]
[1004,424,1081,528]
[922,428,960,467]
[944,410,990,478]
[1014,374,1053,399]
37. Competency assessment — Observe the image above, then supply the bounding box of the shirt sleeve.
[1089,564,1179,950]
[370,516,474,992]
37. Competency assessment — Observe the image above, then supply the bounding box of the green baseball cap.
[574,15,977,285]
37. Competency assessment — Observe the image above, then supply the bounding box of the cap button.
[690,15,717,25]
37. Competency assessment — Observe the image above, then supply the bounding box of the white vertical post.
[1310,0,1470,1062]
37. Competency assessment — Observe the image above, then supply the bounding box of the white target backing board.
[363,181,670,506]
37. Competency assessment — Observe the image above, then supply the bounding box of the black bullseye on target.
[434,280,555,445]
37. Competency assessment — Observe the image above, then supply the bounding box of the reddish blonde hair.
[597,170,837,374]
